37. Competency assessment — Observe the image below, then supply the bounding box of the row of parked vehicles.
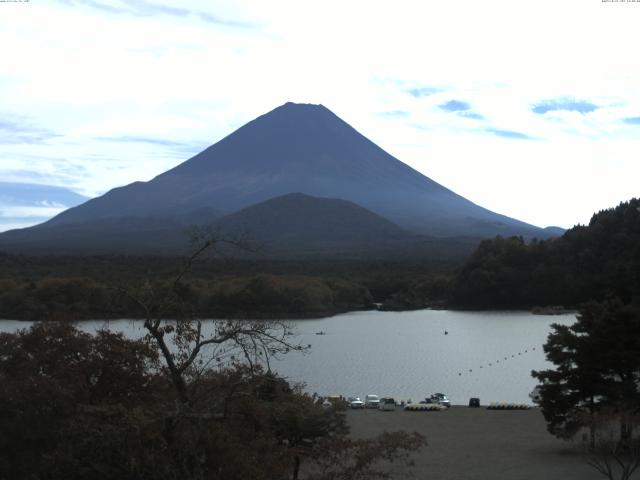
[347,395,398,411]
[347,393,451,410]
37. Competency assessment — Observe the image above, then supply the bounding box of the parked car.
[322,396,346,409]
[429,393,451,408]
[348,396,365,409]
[529,386,542,404]
[378,397,396,411]
[365,394,380,408]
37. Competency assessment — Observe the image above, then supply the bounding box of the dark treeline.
[3,198,637,319]
[453,198,640,309]
[0,253,457,320]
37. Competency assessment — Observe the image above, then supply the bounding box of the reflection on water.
[0,310,575,404]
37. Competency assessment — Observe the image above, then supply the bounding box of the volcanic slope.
[0,102,555,254]
[40,103,548,236]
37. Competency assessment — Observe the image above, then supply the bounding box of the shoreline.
[0,306,578,323]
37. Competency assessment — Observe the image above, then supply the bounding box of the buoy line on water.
[456,346,538,377]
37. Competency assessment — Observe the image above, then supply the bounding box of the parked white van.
[365,394,380,408]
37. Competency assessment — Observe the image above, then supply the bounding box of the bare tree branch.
[113,230,305,405]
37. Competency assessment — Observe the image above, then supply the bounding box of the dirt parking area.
[347,406,604,480]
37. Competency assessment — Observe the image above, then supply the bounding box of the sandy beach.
[347,406,604,480]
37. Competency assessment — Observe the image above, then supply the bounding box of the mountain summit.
[1,102,553,254]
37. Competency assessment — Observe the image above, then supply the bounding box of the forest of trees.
[0,252,454,320]
[453,198,640,309]
[0,273,376,321]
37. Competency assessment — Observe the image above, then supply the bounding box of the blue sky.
[1,0,640,232]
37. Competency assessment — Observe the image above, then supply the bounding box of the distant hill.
[452,198,640,308]
[0,192,479,260]
[543,226,566,236]
[0,182,88,233]
[0,102,555,255]
[215,193,409,254]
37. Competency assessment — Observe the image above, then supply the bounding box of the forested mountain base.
[0,254,456,320]
[453,198,640,309]
[3,198,637,319]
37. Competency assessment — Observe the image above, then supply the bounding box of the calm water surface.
[0,310,575,405]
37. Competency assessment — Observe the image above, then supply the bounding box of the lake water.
[0,309,576,405]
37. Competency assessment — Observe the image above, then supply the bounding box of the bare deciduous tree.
[583,409,640,480]
[118,232,306,404]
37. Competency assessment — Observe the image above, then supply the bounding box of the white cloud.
[0,220,44,232]
[0,205,68,219]
[0,0,639,229]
